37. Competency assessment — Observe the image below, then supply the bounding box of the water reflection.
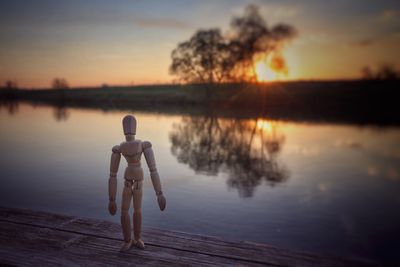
[53,105,70,122]
[169,115,289,197]
[1,103,400,264]
[1,100,71,122]
[0,99,19,115]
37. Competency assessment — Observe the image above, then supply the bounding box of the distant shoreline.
[1,80,399,126]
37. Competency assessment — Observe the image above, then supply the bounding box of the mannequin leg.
[133,180,144,248]
[120,180,133,251]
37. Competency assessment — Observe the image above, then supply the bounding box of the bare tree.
[361,64,399,80]
[170,29,233,84]
[170,5,297,84]
[361,66,374,80]
[4,80,18,89]
[376,64,399,80]
[52,78,69,89]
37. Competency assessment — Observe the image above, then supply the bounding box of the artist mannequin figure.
[108,115,166,251]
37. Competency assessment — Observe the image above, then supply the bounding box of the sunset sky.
[1,0,399,88]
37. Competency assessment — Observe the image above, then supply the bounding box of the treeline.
[1,80,398,126]
[361,64,400,81]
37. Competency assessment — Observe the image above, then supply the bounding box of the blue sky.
[1,0,399,87]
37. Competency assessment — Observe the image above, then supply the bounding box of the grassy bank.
[1,80,399,125]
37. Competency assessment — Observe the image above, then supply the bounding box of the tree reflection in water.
[0,100,19,115]
[52,101,70,122]
[53,106,70,122]
[169,115,289,197]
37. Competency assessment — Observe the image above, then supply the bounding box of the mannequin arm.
[143,141,166,211]
[108,145,121,215]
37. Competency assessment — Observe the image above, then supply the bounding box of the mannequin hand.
[157,194,166,211]
[108,200,117,215]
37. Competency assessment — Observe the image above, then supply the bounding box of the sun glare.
[255,60,277,82]
[256,119,272,131]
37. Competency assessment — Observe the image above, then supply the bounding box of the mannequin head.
[122,115,136,141]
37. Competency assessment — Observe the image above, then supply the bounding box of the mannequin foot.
[120,239,133,252]
[133,239,145,249]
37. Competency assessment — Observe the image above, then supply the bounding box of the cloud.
[261,4,300,19]
[367,166,400,182]
[349,38,375,47]
[383,149,400,160]
[367,166,379,177]
[318,183,328,192]
[133,17,191,30]
[387,167,400,181]
[379,9,400,22]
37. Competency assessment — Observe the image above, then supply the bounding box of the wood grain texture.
[0,207,378,266]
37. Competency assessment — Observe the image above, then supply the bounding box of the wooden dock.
[0,207,376,266]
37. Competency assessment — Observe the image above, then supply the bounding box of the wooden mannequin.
[108,115,166,251]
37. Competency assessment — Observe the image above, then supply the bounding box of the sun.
[255,60,277,82]
[256,119,272,131]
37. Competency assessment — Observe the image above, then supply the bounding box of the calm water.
[1,103,400,264]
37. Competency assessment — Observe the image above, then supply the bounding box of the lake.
[1,102,399,264]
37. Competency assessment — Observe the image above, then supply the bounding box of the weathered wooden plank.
[0,207,378,266]
[0,221,264,266]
